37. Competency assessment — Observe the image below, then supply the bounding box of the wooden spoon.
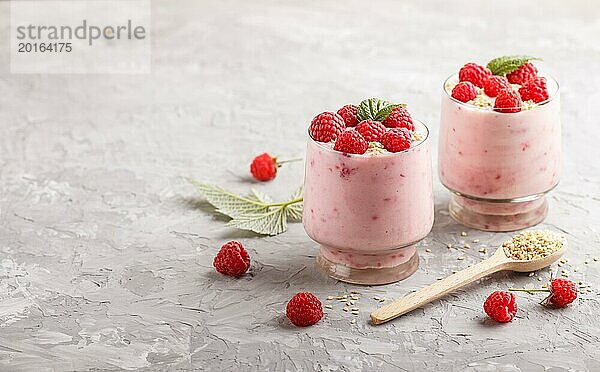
[370,241,566,325]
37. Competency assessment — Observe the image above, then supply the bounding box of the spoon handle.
[371,252,508,325]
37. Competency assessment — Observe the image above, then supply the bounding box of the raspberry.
[451,81,478,103]
[382,106,414,131]
[337,104,359,127]
[506,62,538,85]
[250,153,277,182]
[483,75,511,97]
[458,63,492,88]
[518,77,549,103]
[381,128,412,153]
[547,278,578,308]
[286,292,323,327]
[484,291,517,323]
[494,89,522,113]
[213,241,250,277]
[333,129,368,154]
[309,112,345,142]
[355,120,386,142]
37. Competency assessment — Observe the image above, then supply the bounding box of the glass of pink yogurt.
[439,69,560,232]
[303,113,434,285]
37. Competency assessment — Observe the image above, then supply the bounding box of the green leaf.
[356,98,406,122]
[486,55,542,76]
[374,103,405,121]
[190,180,304,235]
[190,181,269,217]
[227,209,288,236]
[285,186,304,221]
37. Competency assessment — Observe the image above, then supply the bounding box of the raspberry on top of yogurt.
[446,55,551,112]
[309,98,425,155]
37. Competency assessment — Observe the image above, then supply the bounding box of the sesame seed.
[324,304,333,309]
[350,319,356,324]
[502,230,565,261]
[343,307,349,312]
[425,248,432,253]
[326,296,334,300]
[594,257,599,262]
[473,239,480,243]
[528,272,535,277]
[447,243,453,248]
[464,244,471,249]
[350,290,359,294]
[457,257,465,260]
[378,298,386,302]
[351,307,359,311]
[373,297,380,301]
[461,231,468,237]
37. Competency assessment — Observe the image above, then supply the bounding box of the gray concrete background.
[1,0,599,371]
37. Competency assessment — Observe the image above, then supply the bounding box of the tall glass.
[439,74,560,231]
[303,121,434,285]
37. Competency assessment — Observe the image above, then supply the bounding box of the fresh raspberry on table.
[213,241,251,277]
[494,89,523,113]
[337,104,359,127]
[309,112,345,142]
[458,62,492,88]
[451,81,478,103]
[484,291,517,323]
[333,129,368,154]
[381,127,412,153]
[483,75,511,97]
[506,62,538,85]
[250,153,277,182]
[382,106,414,131]
[355,120,386,142]
[286,292,323,327]
[547,278,578,308]
[518,76,549,103]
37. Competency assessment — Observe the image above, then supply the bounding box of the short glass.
[438,73,561,231]
[302,121,434,285]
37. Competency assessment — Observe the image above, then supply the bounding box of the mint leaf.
[357,98,406,122]
[190,180,304,235]
[374,103,404,121]
[486,55,542,76]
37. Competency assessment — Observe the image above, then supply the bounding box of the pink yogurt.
[303,120,434,271]
[439,73,560,230]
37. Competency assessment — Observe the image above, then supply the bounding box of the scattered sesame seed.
[537,277,543,281]
[351,295,359,300]
[447,243,453,248]
[457,257,465,260]
[350,319,356,324]
[585,260,590,264]
[464,244,471,249]
[378,298,385,302]
[373,297,380,301]
[326,296,334,300]
[343,307,349,312]
[425,248,432,253]
[502,230,565,261]
[594,257,599,262]
[351,308,359,311]
[473,239,480,243]
[324,304,333,309]
[528,272,535,277]
[349,300,355,305]
[461,231,468,237]
[350,290,359,294]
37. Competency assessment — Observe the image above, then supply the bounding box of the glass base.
[449,194,548,232]
[316,247,419,285]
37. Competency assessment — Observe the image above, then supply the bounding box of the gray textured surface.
[1,1,599,371]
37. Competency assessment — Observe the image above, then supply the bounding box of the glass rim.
[307,119,430,158]
[442,72,560,112]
